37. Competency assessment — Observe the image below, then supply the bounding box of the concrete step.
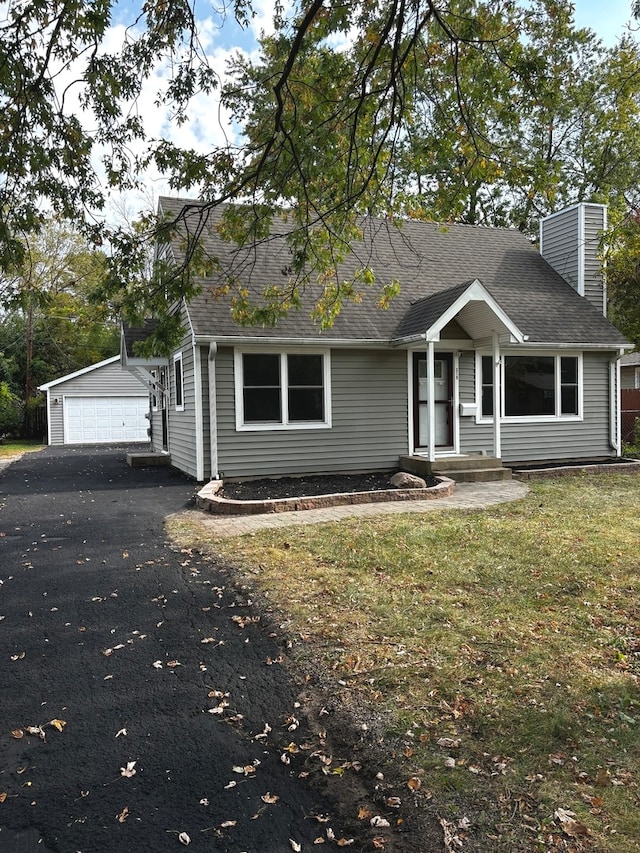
[431,466,512,483]
[127,452,171,468]
[427,455,502,472]
[400,454,511,482]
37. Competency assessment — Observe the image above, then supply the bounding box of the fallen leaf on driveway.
[25,726,45,740]
[289,840,301,852]
[49,719,66,732]
[231,615,260,628]
[116,806,129,823]
[115,728,127,738]
[178,831,190,844]
[0,792,7,803]
[370,816,390,828]
[120,761,137,778]
[10,729,23,739]
[232,765,256,776]
[261,792,279,804]
[166,660,182,668]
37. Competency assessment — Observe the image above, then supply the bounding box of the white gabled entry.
[398,279,525,462]
[64,396,149,444]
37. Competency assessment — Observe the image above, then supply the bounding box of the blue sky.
[573,0,635,43]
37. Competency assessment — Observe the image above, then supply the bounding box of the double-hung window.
[478,353,581,419]
[236,350,330,429]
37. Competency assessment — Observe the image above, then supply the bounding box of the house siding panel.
[458,351,494,453]
[150,406,163,451]
[541,204,606,314]
[500,352,613,463]
[541,210,580,292]
[215,347,408,479]
[167,344,199,479]
[621,367,638,390]
[583,205,606,314]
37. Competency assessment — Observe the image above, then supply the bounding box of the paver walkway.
[191,479,529,538]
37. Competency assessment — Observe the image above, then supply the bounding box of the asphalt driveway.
[0,447,385,853]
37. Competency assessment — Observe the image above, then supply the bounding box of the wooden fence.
[621,389,640,444]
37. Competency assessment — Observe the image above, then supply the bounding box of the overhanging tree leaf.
[0,1,639,343]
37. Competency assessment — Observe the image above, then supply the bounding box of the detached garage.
[39,356,149,446]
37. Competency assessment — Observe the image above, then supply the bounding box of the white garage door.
[64,396,148,444]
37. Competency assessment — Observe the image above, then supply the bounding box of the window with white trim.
[173,352,184,411]
[235,350,330,429]
[635,367,640,389]
[477,353,581,419]
[480,355,494,417]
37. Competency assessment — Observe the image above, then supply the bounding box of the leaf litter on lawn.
[170,473,640,851]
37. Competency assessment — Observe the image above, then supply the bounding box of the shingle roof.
[395,281,479,339]
[156,197,629,348]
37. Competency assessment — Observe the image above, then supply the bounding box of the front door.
[414,352,454,449]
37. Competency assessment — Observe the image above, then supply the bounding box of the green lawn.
[0,439,44,458]
[170,473,640,852]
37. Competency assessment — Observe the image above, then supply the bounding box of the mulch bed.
[220,471,438,501]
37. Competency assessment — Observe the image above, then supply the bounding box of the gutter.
[192,334,388,349]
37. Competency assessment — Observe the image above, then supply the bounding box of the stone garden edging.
[196,476,455,515]
[512,460,640,480]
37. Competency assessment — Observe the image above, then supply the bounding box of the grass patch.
[169,474,640,851]
[0,439,44,457]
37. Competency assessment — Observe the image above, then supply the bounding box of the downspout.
[427,339,436,463]
[492,331,501,459]
[193,343,204,481]
[610,348,625,455]
[208,342,220,480]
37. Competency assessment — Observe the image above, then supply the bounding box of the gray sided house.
[621,352,640,389]
[39,356,149,446]
[121,199,631,482]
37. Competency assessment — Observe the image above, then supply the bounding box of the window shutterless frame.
[234,348,331,430]
[476,351,582,422]
[173,352,184,411]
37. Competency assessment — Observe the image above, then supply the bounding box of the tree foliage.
[605,212,640,349]
[0,219,119,424]
[1,0,640,346]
